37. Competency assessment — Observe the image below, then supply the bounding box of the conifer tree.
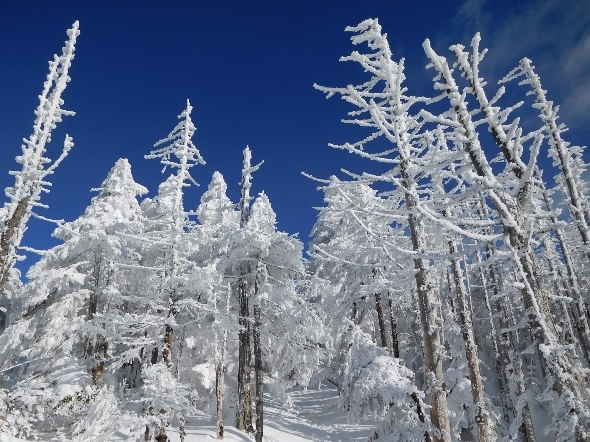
[0,159,148,440]
[194,171,239,438]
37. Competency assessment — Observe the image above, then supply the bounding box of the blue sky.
[0,0,589,277]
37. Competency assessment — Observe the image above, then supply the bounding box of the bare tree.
[0,22,80,309]
[448,238,490,442]
[424,35,590,438]
[315,20,452,442]
[236,147,262,433]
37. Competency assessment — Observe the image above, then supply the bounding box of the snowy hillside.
[109,383,375,442]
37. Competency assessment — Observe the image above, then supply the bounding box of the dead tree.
[0,22,79,307]
[236,147,262,433]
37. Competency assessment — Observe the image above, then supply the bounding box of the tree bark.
[88,255,108,382]
[402,160,452,442]
[411,392,432,442]
[474,248,511,425]
[400,157,451,442]
[236,270,253,432]
[424,42,590,423]
[375,292,392,355]
[236,148,260,434]
[253,301,263,442]
[216,286,231,439]
[485,242,537,442]
[216,362,225,438]
[448,239,490,442]
[0,196,29,304]
[154,425,168,442]
[388,297,400,359]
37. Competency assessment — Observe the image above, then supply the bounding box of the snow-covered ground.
[117,382,376,442]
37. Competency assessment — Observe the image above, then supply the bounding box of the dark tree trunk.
[388,297,400,359]
[163,294,179,368]
[254,302,263,442]
[411,392,431,442]
[216,362,225,438]
[235,147,262,434]
[88,256,107,382]
[375,292,392,354]
[179,417,186,442]
[236,270,253,432]
[154,425,167,442]
[0,195,29,302]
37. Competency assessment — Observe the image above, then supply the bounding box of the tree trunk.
[375,292,392,355]
[180,418,186,442]
[253,260,264,442]
[402,163,451,442]
[253,301,263,442]
[411,392,432,442]
[474,248,511,425]
[236,148,260,434]
[486,243,537,442]
[448,239,490,442]
[543,240,578,343]
[388,297,400,359]
[216,362,225,438]
[216,286,231,439]
[163,324,174,366]
[0,195,30,312]
[538,178,590,363]
[154,425,168,442]
[236,269,253,432]
[424,42,590,424]
[163,292,179,369]
[88,255,108,382]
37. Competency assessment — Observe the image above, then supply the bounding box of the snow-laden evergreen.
[0,158,148,440]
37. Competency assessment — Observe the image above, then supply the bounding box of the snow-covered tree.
[192,171,239,437]
[0,21,80,316]
[307,176,433,440]
[314,19,452,441]
[423,34,590,439]
[140,100,206,425]
[0,158,148,440]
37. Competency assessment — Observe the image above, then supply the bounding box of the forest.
[0,17,590,442]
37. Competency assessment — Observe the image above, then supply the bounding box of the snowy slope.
[114,382,376,442]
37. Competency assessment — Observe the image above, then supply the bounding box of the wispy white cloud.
[447,0,590,128]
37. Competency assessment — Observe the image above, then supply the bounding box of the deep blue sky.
[1,1,589,277]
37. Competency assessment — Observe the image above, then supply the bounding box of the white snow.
[110,382,375,442]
